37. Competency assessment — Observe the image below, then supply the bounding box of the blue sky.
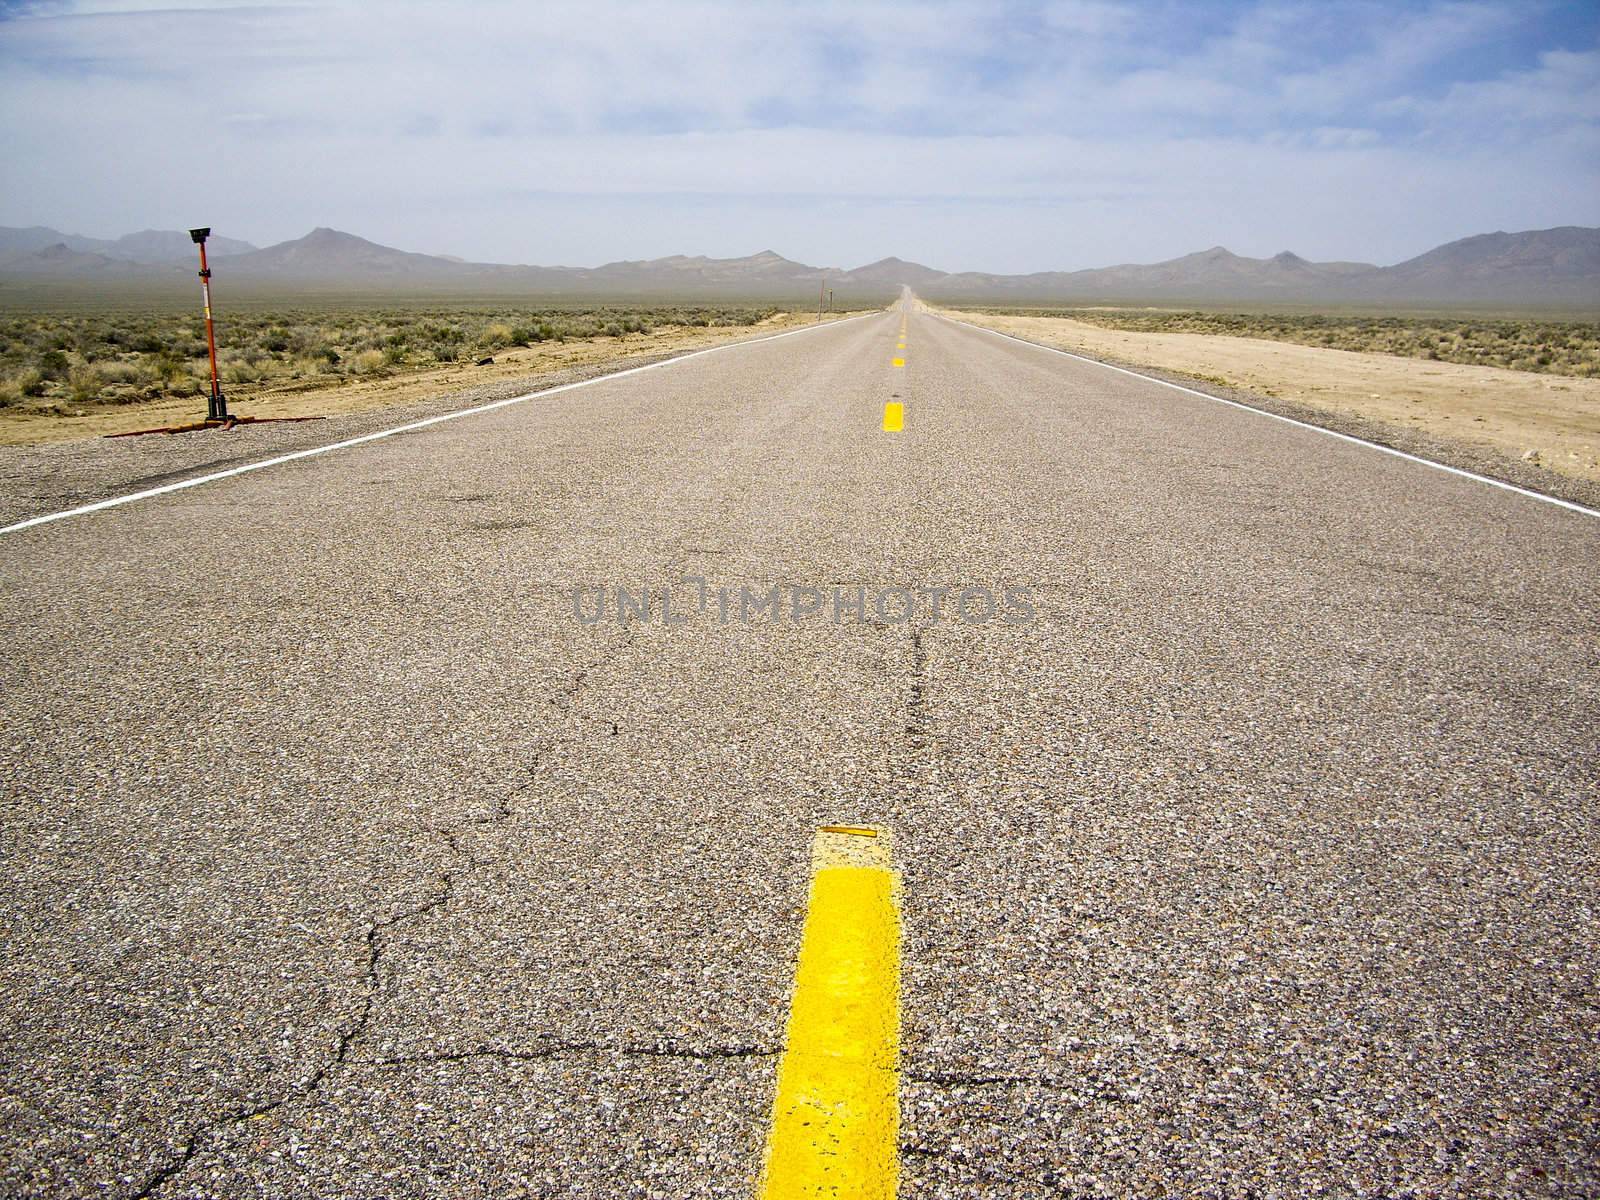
[0,0,1596,271]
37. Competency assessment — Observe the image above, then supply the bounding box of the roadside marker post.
[191,228,228,422]
[105,228,326,438]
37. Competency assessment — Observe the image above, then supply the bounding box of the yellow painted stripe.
[881,401,904,432]
[761,827,901,1200]
[891,357,905,367]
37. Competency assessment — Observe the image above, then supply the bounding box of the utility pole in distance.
[818,275,825,321]
[190,227,228,422]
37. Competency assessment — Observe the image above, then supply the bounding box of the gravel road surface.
[2,302,1596,1198]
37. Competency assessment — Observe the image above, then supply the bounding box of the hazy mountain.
[923,228,1598,304]
[0,226,97,257]
[1,223,1593,305]
[108,229,257,261]
[224,227,490,279]
[0,225,256,262]
[1089,245,1381,293]
[835,256,947,286]
[220,227,586,289]
[1369,227,1600,303]
[928,246,1378,301]
[0,242,155,276]
[581,249,830,287]
[227,236,840,292]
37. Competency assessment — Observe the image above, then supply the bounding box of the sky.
[0,0,1596,272]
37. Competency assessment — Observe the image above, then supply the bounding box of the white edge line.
[936,312,1600,520]
[1,313,876,537]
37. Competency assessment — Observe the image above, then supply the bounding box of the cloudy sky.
[0,0,1596,271]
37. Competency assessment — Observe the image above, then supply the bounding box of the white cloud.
[0,0,1594,270]
[1386,47,1600,129]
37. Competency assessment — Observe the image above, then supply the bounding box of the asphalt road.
[2,299,1597,1198]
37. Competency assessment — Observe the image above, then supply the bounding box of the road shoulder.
[936,308,1600,513]
[0,316,862,531]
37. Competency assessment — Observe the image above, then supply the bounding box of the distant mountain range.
[0,225,258,264]
[1,223,1595,305]
[922,228,1600,305]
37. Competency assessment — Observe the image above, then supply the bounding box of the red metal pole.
[196,238,226,421]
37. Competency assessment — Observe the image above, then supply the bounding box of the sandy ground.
[935,307,1600,486]
[0,311,852,446]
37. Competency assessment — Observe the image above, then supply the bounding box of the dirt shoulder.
[0,311,852,447]
[934,306,1600,507]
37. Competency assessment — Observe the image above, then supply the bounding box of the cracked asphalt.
[2,302,1597,1198]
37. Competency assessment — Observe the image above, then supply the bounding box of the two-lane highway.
[3,299,1596,1197]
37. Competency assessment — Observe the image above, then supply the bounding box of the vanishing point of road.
[3,297,1597,1198]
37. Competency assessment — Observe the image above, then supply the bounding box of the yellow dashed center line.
[884,319,908,432]
[760,827,901,1200]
